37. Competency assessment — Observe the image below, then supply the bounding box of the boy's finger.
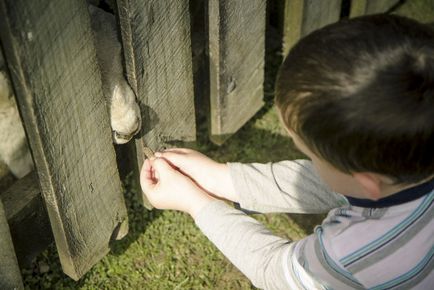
[155,151,187,168]
[142,158,152,171]
[152,157,177,178]
[140,160,156,189]
[144,159,157,178]
[161,148,191,154]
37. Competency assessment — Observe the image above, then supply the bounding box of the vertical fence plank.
[349,0,368,17]
[208,0,266,144]
[282,0,342,57]
[0,199,23,290]
[0,0,128,280]
[282,0,304,57]
[117,0,196,149]
[350,0,401,17]
[117,0,196,207]
[301,0,343,36]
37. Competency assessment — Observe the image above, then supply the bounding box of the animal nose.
[113,131,131,143]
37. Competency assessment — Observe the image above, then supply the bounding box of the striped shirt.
[194,160,434,289]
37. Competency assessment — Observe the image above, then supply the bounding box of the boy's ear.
[352,173,382,200]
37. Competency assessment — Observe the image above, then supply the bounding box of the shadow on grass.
[109,179,161,257]
[21,185,163,289]
[287,213,325,235]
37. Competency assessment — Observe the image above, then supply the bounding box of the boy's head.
[275,14,434,199]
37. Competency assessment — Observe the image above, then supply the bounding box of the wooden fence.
[0,0,401,287]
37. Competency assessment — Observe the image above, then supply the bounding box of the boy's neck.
[346,177,434,208]
[380,174,434,198]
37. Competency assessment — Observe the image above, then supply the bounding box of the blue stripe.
[369,245,434,290]
[341,192,434,265]
[345,197,433,267]
[316,227,363,286]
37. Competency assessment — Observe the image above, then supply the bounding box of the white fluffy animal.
[89,5,141,144]
[0,6,141,180]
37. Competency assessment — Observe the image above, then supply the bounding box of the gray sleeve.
[228,159,348,214]
[195,201,359,289]
[195,200,294,290]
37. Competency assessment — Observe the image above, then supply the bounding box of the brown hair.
[275,14,434,184]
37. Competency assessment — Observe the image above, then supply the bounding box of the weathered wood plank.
[349,0,368,17]
[117,0,196,207]
[0,0,128,280]
[117,0,196,149]
[365,0,401,14]
[282,0,342,57]
[302,0,343,36]
[282,0,304,57]
[350,0,401,17]
[0,199,23,290]
[208,0,266,144]
[1,171,53,269]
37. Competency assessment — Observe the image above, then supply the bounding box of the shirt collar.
[345,177,434,208]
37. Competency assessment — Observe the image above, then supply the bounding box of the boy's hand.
[154,148,239,202]
[140,157,215,218]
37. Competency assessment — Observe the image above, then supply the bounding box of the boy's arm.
[229,159,347,213]
[194,200,352,290]
[156,149,346,213]
[195,200,296,289]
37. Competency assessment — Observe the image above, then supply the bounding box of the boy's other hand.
[154,148,239,202]
[140,157,215,218]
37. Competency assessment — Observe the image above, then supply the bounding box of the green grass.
[21,0,433,288]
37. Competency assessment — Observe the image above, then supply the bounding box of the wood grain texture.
[282,0,342,57]
[350,0,401,17]
[349,0,368,17]
[282,0,304,57]
[117,0,196,150]
[1,171,53,269]
[365,0,401,14]
[0,199,23,290]
[208,0,266,144]
[0,0,128,280]
[302,0,343,35]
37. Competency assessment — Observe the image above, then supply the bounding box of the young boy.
[140,14,434,289]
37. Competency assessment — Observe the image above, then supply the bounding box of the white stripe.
[283,242,328,290]
[283,244,302,289]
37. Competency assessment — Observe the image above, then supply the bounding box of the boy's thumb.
[152,157,175,178]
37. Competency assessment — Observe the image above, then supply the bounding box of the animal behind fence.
[0,5,141,181]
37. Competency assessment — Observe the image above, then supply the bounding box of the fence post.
[282,0,342,57]
[208,0,266,144]
[350,0,402,17]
